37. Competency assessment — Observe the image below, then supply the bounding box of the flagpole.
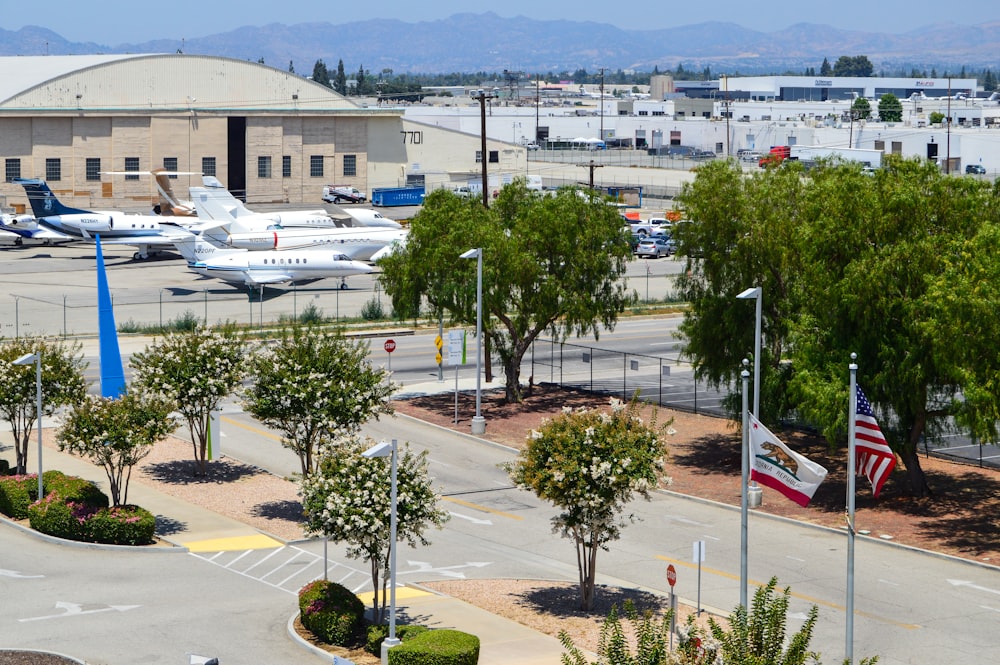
[847,353,858,664]
[740,359,750,610]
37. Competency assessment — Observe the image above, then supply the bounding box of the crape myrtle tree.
[676,156,996,497]
[378,180,634,403]
[130,325,246,476]
[57,391,177,506]
[300,435,448,623]
[242,325,395,476]
[0,337,88,475]
[508,398,668,610]
[877,92,903,122]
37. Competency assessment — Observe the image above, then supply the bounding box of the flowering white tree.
[508,398,669,610]
[300,435,449,622]
[130,326,246,475]
[0,336,88,475]
[57,391,177,506]
[242,325,395,476]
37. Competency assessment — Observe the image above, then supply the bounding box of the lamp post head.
[736,287,760,300]
[459,248,481,260]
[362,440,393,459]
[13,353,39,365]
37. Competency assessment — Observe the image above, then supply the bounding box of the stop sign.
[384,339,396,353]
[666,564,677,588]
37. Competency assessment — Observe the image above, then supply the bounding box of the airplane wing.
[242,270,292,286]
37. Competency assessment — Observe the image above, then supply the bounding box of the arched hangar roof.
[0,53,379,114]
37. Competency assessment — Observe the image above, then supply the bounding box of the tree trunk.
[504,354,523,403]
[898,445,931,497]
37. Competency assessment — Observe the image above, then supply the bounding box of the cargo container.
[371,186,426,207]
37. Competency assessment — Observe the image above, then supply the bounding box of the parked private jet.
[14,178,194,258]
[170,234,373,289]
[0,213,75,245]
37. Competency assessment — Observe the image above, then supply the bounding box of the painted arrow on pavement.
[20,601,141,622]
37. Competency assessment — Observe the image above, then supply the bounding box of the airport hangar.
[0,54,524,215]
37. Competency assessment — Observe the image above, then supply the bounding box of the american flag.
[855,387,897,498]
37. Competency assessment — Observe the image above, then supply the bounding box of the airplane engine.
[227,232,279,250]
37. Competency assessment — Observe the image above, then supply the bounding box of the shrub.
[28,493,86,540]
[84,505,156,545]
[298,302,325,325]
[298,579,366,646]
[42,472,109,509]
[360,296,385,321]
[366,624,430,655]
[0,474,37,519]
[387,629,480,665]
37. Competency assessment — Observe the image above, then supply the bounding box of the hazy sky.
[9,1,999,45]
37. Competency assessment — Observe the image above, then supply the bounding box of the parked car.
[966,164,987,174]
[738,149,762,163]
[635,236,674,258]
[525,142,541,151]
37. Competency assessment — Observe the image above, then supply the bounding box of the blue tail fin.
[14,178,92,218]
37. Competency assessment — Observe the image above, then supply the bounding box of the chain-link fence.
[528,338,730,419]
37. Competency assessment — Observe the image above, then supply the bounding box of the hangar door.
[228,117,247,200]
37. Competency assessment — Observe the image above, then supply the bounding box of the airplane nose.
[352,261,375,274]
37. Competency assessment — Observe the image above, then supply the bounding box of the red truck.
[759,145,790,168]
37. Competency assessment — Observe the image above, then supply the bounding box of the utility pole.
[473,88,500,208]
[577,159,604,192]
[723,75,731,157]
[599,68,606,145]
[535,74,540,145]
[946,76,952,174]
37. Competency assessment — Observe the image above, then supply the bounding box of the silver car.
[635,237,674,258]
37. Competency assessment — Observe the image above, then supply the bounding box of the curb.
[0,513,189,553]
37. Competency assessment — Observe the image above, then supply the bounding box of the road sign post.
[666,563,678,649]
[693,540,705,616]
[384,338,395,377]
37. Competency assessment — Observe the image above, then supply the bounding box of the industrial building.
[0,54,519,214]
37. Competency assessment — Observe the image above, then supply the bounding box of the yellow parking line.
[221,415,283,441]
[183,534,284,552]
[355,587,432,604]
[442,496,524,521]
[654,555,919,630]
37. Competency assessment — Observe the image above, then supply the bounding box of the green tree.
[300,436,448,623]
[877,93,903,122]
[832,55,874,77]
[130,326,246,476]
[242,325,395,476]
[559,601,672,665]
[820,57,832,76]
[673,160,806,424]
[334,59,347,95]
[0,337,88,475]
[311,59,331,88]
[851,97,871,120]
[379,181,634,403]
[507,399,668,610]
[57,391,177,506]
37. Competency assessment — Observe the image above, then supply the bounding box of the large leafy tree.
[508,399,668,610]
[677,157,996,497]
[130,326,246,476]
[832,55,874,77]
[877,93,903,122]
[242,325,395,476]
[673,160,806,423]
[57,392,177,506]
[851,96,871,120]
[0,337,88,475]
[379,181,634,403]
[300,435,448,623]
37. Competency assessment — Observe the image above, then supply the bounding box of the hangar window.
[45,159,62,182]
[475,150,482,163]
[258,156,272,179]
[489,151,499,163]
[163,158,178,178]
[124,157,140,181]
[202,157,216,177]
[86,158,101,181]
[309,155,324,177]
[4,158,20,183]
[343,154,357,177]
[282,155,292,178]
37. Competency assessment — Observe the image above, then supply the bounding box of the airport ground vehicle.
[635,236,674,258]
[322,185,367,204]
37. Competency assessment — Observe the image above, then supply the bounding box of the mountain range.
[1,13,998,75]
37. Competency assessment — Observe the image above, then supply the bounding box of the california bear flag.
[749,413,828,507]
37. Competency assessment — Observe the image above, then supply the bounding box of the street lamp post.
[13,352,42,498]
[460,248,486,434]
[363,439,399,665]
[736,287,762,417]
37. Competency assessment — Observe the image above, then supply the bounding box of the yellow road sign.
[435,352,443,365]
[434,335,443,350]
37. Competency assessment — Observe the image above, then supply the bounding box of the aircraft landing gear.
[340,278,348,290]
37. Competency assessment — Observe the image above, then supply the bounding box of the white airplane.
[0,212,75,245]
[186,175,346,229]
[170,234,374,290]
[14,178,194,259]
[190,188,407,260]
